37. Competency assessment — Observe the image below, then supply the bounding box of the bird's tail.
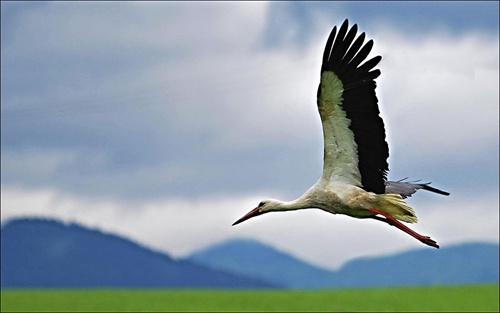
[376,193,417,223]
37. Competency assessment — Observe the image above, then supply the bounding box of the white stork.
[232,19,449,249]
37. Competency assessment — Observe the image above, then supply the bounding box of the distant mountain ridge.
[0,218,276,288]
[188,238,337,288]
[1,217,498,289]
[189,238,499,288]
[327,242,499,287]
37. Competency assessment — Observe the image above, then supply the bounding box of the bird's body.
[232,19,449,248]
[255,179,415,221]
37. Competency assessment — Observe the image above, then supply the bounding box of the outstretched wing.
[317,19,388,194]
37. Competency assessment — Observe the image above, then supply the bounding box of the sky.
[1,1,499,270]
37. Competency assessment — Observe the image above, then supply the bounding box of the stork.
[232,19,449,249]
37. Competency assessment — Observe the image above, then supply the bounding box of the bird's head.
[232,199,282,226]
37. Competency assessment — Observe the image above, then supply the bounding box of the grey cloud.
[1,2,498,203]
[261,1,499,50]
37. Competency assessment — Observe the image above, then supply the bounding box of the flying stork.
[232,19,449,248]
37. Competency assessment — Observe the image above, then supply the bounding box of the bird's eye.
[258,201,265,207]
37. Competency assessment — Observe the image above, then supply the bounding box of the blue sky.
[2,1,498,269]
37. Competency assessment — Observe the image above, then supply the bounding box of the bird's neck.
[277,195,313,211]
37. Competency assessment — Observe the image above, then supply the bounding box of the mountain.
[2,217,498,289]
[329,242,499,288]
[188,238,337,288]
[0,218,276,288]
[188,238,499,289]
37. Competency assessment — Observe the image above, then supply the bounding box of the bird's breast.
[309,181,376,218]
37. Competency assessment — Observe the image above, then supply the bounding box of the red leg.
[368,207,439,249]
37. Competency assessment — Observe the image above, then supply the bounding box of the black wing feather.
[342,32,366,67]
[318,19,389,194]
[328,21,351,67]
[322,26,337,64]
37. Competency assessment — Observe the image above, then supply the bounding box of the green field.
[1,284,498,312]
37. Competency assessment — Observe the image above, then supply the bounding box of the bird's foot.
[420,236,439,249]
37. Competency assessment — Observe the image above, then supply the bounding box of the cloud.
[2,185,497,270]
[3,16,498,198]
[374,29,499,153]
[2,2,268,56]
[260,1,499,50]
[369,28,499,192]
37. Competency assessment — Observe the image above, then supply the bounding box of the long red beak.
[232,207,263,226]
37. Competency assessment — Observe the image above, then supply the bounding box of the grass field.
[1,284,498,312]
